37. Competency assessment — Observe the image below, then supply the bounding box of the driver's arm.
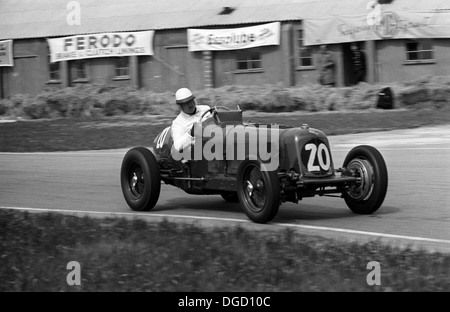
[172,121,194,152]
[172,105,211,152]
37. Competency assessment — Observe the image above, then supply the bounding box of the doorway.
[164,46,189,91]
[342,42,366,86]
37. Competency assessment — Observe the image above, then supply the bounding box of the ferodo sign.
[48,31,154,62]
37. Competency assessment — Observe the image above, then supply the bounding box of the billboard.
[304,11,450,46]
[188,22,280,51]
[48,31,154,62]
[0,40,14,67]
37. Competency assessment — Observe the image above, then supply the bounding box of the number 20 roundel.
[300,139,332,175]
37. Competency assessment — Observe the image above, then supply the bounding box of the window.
[71,60,87,80]
[405,40,434,62]
[115,57,130,78]
[236,51,262,71]
[47,47,60,82]
[297,29,313,68]
[48,59,60,81]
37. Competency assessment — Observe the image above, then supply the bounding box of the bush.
[2,75,449,120]
[347,83,380,110]
[140,90,174,116]
[8,94,35,118]
[399,86,430,107]
[392,75,450,108]
[22,98,49,119]
[0,99,10,115]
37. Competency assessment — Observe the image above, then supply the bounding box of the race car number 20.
[304,142,331,172]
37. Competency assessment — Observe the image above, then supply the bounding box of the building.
[1,0,450,98]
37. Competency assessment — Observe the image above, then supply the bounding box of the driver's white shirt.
[171,105,211,152]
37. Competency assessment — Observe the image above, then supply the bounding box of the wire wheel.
[128,162,145,199]
[243,164,267,212]
[346,158,374,201]
[342,145,388,214]
[237,160,280,223]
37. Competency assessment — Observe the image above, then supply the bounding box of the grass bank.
[1,106,450,152]
[1,210,449,292]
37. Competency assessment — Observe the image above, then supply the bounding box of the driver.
[171,88,211,152]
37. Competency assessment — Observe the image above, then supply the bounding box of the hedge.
[1,75,449,120]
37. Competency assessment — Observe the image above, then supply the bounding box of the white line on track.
[2,205,450,245]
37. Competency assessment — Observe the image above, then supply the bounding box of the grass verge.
[1,106,450,152]
[1,210,449,292]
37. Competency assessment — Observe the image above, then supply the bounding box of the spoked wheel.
[237,160,280,223]
[128,162,145,198]
[346,158,374,201]
[342,145,388,214]
[121,147,161,211]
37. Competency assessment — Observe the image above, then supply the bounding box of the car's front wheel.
[236,160,280,223]
[342,145,388,214]
[121,147,161,211]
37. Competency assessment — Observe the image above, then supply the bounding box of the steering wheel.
[200,106,231,121]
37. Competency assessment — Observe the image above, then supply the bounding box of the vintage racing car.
[120,106,388,223]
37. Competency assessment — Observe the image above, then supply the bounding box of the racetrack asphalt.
[1,125,449,253]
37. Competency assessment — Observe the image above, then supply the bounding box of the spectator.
[350,43,367,84]
[318,45,336,87]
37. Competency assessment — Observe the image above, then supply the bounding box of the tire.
[221,192,239,203]
[236,160,280,223]
[342,145,388,214]
[121,147,161,211]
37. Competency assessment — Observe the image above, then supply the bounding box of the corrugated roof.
[1,0,449,40]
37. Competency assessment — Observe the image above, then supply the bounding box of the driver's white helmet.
[175,88,195,104]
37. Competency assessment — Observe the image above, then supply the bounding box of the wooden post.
[335,45,345,87]
[130,55,139,89]
[61,61,69,87]
[281,23,295,87]
[0,68,4,99]
[365,40,377,84]
[202,51,213,89]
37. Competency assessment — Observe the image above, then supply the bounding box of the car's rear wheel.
[237,160,280,223]
[342,145,388,214]
[121,147,161,211]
